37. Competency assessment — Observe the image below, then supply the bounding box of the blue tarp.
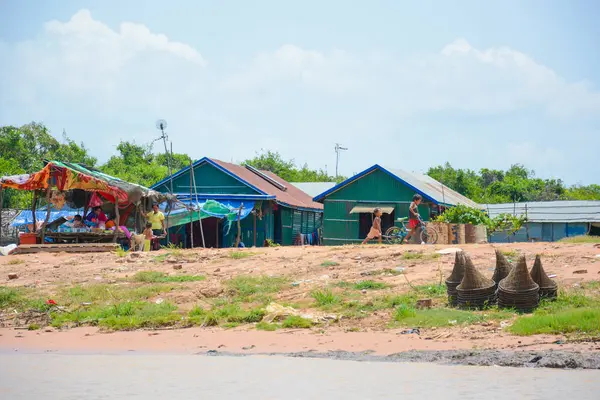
[10,207,83,227]
[163,199,255,234]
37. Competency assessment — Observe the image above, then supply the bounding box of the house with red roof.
[152,157,323,248]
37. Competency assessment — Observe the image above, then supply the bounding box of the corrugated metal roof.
[383,167,480,208]
[313,164,478,208]
[290,182,337,198]
[208,159,323,211]
[483,201,600,223]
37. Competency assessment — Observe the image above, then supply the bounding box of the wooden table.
[42,231,125,244]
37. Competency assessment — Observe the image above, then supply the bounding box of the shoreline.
[2,326,599,369]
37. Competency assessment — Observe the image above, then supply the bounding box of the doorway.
[186,217,222,248]
[358,210,395,240]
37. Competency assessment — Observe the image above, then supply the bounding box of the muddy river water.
[1,352,598,399]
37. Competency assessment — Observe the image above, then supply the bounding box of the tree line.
[1,122,599,208]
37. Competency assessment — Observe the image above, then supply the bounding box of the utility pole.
[155,119,173,194]
[334,143,348,178]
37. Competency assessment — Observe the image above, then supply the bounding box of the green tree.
[101,141,190,188]
[244,150,343,183]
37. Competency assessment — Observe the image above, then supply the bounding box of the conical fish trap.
[498,256,539,292]
[498,256,539,311]
[446,251,466,305]
[492,249,513,286]
[529,255,557,299]
[456,253,496,308]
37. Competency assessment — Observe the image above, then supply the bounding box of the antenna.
[154,119,173,194]
[334,143,348,178]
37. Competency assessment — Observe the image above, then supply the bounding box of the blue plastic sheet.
[10,207,83,227]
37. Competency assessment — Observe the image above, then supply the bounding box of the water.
[1,353,598,399]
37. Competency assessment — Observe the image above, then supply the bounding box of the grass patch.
[6,258,25,265]
[509,308,600,336]
[60,283,172,305]
[353,281,389,290]
[115,248,128,258]
[311,290,341,307]
[320,260,339,268]
[0,286,25,309]
[394,307,513,328]
[51,301,181,330]
[225,275,288,301]
[188,304,265,326]
[414,284,447,297]
[500,249,519,258]
[256,321,279,331]
[402,252,440,261]
[133,271,205,283]
[229,251,255,260]
[281,315,313,329]
[559,235,600,244]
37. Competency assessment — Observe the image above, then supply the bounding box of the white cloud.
[0,10,599,184]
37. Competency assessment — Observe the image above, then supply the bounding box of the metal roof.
[152,157,323,212]
[483,201,600,223]
[313,164,479,208]
[290,182,337,198]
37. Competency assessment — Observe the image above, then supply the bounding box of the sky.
[1,0,599,185]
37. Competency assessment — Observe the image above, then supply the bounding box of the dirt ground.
[1,242,600,357]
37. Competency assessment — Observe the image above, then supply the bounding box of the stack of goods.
[497,256,540,312]
[529,255,557,300]
[492,249,513,289]
[456,254,496,308]
[445,251,466,306]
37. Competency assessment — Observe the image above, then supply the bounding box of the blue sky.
[1,1,599,184]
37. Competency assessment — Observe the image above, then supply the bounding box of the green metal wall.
[322,169,430,245]
[156,162,259,195]
[280,206,322,246]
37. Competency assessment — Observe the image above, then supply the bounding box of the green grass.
[133,271,205,283]
[311,290,341,307]
[353,281,389,290]
[414,284,447,297]
[509,308,600,336]
[229,251,255,260]
[51,301,181,330]
[61,284,172,305]
[0,286,24,308]
[500,249,519,258]
[188,304,265,326]
[225,275,288,301]
[256,321,279,331]
[402,252,441,261]
[559,235,600,244]
[115,248,128,258]
[394,307,513,328]
[281,315,313,329]
[320,260,339,268]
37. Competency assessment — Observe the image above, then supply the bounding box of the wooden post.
[0,185,3,244]
[234,203,243,248]
[31,190,38,233]
[190,163,206,248]
[40,188,52,243]
[112,202,120,243]
[189,161,194,249]
[253,210,257,247]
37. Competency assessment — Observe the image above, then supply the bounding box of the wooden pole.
[0,185,3,244]
[234,203,243,248]
[190,163,205,248]
[189,161,194,249]
[40,188,52,244]
[112,201,120,243]
[253,210,257,247]
[31,190,38,233]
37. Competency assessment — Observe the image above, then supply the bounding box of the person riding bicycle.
[404,194,423,243]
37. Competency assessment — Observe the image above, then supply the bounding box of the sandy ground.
[1,242,600,357]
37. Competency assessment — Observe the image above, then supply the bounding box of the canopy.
[165,199,255,234]
[10,207,82,227]
[349,205,395,214]
[1,161,175,206]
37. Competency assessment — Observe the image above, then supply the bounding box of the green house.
[152,157,323,248]
[313,164,478,245]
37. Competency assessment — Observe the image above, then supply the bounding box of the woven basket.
[456,253,496,308]
[529,255,557,299]
[492,250,513,287]
[498,256,539,292]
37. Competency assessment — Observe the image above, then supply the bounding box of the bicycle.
[383,217,439,245]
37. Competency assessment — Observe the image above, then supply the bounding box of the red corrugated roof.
[209,159,323,211]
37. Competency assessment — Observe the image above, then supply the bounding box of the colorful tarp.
[165,199,254,234]
[1,161,176,206]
